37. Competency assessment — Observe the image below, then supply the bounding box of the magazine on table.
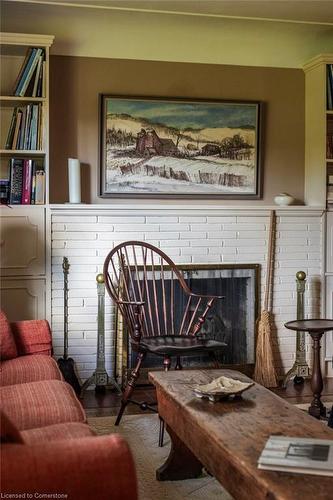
[258,436,333,476]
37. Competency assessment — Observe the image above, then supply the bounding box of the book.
[19,48,43,97]
[30,160,38,204]
[12,48,33,95]
[12,109,22,150]
[258,436,333,477]
[41,60,46,98]
[14,48,38,96]
[24,104,32,150]
[328,65,333,111]
[327,65,333,111]
[35,169,45,204]
[9,158,24,204]
[5,108,17,149]
[30,104,39,150]
[32,54,43,97]
[22,159,33,204]
[0,179,10,205]
[18,107,27,150]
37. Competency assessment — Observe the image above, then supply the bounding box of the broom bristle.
[254,310,278,388]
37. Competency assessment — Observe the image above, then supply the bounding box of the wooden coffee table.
[149,369,333,500]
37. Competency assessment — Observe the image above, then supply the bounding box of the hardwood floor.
[83,385,157,417]
[82,378,333,417]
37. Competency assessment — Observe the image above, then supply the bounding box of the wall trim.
[49,204,325,217]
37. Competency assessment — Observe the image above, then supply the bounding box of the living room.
[1,1,333,499]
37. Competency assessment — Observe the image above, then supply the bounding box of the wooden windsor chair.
[103,241,227,445]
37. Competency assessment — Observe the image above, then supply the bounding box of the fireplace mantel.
[49,204,325,217]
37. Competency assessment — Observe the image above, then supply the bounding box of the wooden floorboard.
[82,378,333,417]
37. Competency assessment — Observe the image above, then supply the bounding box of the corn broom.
[254,210,278,388]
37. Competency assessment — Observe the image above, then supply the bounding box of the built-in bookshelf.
[0,33,54,205]
[303,54,333,207]
[0,33,54,324]
[326,64,333,204]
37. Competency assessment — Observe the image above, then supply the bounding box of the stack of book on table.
[8,158,45,205]
[258,436,333,476]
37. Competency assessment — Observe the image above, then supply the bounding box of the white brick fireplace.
[50,205,324,382]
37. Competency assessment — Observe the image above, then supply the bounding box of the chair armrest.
[2,434,138,500]
[10,319,52,356]
[189,292,225,300]
[118,300,145,306]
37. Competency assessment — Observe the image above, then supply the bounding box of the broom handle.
[63,257,70,360]
[264,211,275,311]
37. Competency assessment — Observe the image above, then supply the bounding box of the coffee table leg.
[156,425,203,481]
[308,331,326,419]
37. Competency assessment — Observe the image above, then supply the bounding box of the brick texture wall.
[50,207,323,382]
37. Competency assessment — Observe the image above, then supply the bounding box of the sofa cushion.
[22,422,94,445]
[0,354,62,387]
[0,379,86,431]
[0,311,17,361]
[11,319,52,356]
[0,411,24,444]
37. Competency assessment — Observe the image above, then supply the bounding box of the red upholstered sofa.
[0,311,137,499]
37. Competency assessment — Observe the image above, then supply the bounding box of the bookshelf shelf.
[0,96,46,103]
[0,149,45,155]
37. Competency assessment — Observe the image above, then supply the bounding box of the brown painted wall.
[50,56,304,205]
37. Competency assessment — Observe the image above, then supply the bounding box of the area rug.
[88,414,232,500]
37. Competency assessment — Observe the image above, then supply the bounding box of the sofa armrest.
[10,319,52,356]
[2,434,138,500]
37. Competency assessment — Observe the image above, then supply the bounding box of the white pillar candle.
[68,158,81,203]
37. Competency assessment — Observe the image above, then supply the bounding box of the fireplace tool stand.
[282,271,310,387]
[57,257,81,395]
[80,274,121,397]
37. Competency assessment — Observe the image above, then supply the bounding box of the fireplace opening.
[115,264,259,385]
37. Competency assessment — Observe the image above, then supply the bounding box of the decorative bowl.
[274,193,295,206]
[193,376,254,402]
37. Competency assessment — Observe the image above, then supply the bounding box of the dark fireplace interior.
[122,264,259,380]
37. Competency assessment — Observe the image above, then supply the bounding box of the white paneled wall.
[50,206,324,381]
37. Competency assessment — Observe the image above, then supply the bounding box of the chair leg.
[158,417,165,447]
[158,356,171,447]
[209,351,220,369]
[175,356,182,370]
[115,352,145,426]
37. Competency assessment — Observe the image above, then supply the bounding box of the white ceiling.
[2,0,333,67]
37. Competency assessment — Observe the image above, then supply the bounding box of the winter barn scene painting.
[100,96,261,198]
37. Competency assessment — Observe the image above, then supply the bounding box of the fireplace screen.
[115,264,259,385]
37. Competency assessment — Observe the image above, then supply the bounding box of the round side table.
[284,319,333,419]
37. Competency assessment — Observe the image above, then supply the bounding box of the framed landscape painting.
[99,95,262,199]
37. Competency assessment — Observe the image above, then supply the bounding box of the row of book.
[1,158,45,205]
[327,64,333,111]
[14,47,45,98]
[5,104,43,151]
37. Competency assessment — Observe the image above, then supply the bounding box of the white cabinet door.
[0,278,46,321]
[0,207,45,276]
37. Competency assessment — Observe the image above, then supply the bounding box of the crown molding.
[303,53,333,72]
[0,32,54,47]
